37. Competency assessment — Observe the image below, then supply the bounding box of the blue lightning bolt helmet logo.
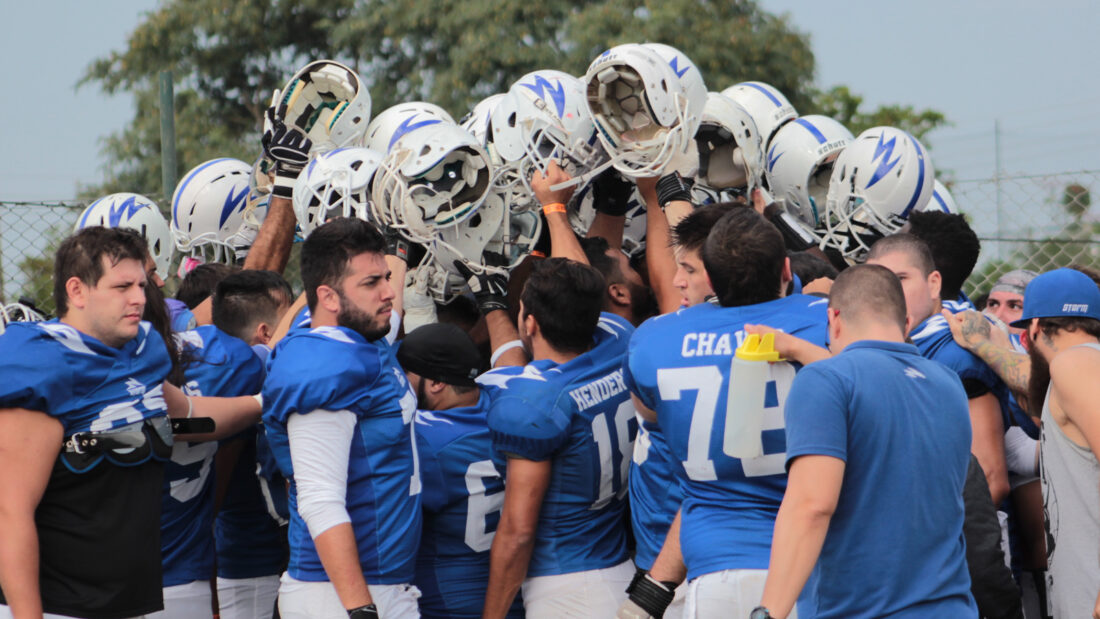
[866,133,901,189]
[521,75,567,118]
[669,56,689,78]
[389,115,443,151]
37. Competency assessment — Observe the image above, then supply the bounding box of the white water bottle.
[723,333,782,459]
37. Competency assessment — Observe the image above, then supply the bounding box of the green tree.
[83,0,947,198]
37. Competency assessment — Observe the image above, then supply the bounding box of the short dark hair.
[788,251,838,284]
[906,212,980,299]
[300,217,386,311]
[702,208,786,307]
[213,270,294,342]
[1037,316,1100,341]
[671,204,728,253]
[867,233,936,277]
[177,263,240,309]
[520,258,605,354]
[580,236,623,285]
[829,264,908,332]
[54,227,148,316]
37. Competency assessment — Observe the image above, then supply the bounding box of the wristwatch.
[750,606,774,619]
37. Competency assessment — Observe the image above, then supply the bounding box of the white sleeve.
[287,409,357,539]
[1004,426,1039,478]
[386,309,402,345]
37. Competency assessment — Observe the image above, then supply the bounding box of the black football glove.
[592,169,636,216]
[454,260,509,315]
[262,103,312,199]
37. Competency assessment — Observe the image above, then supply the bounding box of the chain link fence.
[952,170,1100,298]
[3,170,1098,315]
[0,201,302,316]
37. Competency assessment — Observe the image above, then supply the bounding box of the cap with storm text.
[1009,268,1100,328]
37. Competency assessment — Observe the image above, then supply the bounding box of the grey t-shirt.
[1041,342,1100,618]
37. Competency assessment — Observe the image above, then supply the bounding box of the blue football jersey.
[623,296,828,579]
[161,326,265,587]
[414,393,523,618]
[910,313,1012,427]
[629,419,682,571]
[264,326,421,584]
[215,424,290,580]
[0,320,172,471]
[482,313,636,577]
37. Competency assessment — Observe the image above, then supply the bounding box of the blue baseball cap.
[1010,268,1100,328]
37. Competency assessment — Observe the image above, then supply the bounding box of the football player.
[211,270,295,619]
[154,271,282,618]
[263,217,421,619]
[482,258,637,618]
[398,323,524,619]
[620,208,828,618]
[0,227,261,618]
[867,234,1011,505]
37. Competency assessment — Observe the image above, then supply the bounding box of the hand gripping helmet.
[923,179,958,214]
[422,188,511,302]
[273,59,371,153]
[171,158,255,266]
[291,147,384,238]
[720,81,797,150]
[366,103,492,243]
[695,92,765,195]
[765,115,854,227]
[492,70,605,193]
[584,43,706,177]
[76,193,173,280]
[820,126,935,264]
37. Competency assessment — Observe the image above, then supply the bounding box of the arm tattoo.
[958,312,992,347]
[972,340,1031,392]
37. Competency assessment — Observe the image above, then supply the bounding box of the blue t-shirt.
[0,320,171,463]
[160,326,265,587]
[264,326,421,584]
[483,312,636,577]
[414,392,524,619]
[623,296,828,579]
[785,340,977,618]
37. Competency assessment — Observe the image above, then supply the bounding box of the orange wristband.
[542,202,567,215]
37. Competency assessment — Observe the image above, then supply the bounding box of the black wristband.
[625,571,675,618]
[347,603,379,619]
[655,172,694,207]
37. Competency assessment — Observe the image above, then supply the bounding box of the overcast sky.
[2,0,1097,202]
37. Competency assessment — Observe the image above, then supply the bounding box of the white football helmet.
[765,115,854,228]
[492,70,605,193]
[367,105,492,242]
[691,183,741,205]
[461,94,506,148]
[584,43,706,177]
[171,158,255,266]
[568,181,648,257]
[363,102,455,153]
[695,92,765,195]
[720,81,797,149]
[76,193,173,280]
[923,180,958,214]
[0,302,46,335]
[274,60,371,152]
[821,126,935,264]
[292,147,384,238]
